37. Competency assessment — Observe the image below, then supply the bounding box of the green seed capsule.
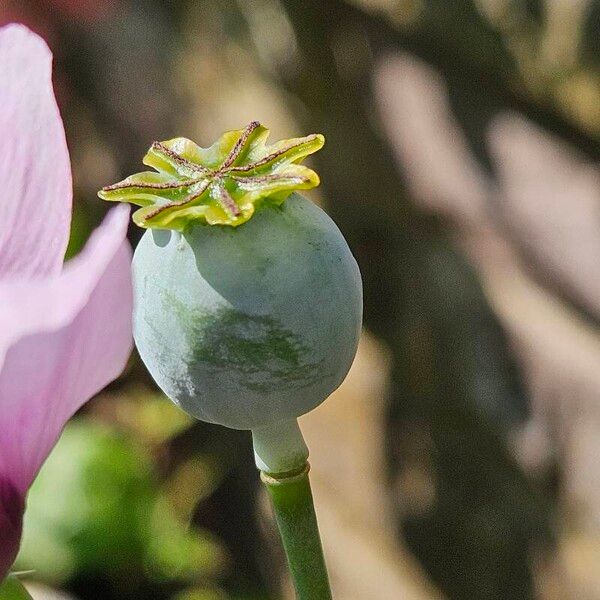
[132,193,361,429]
[100,123,362,432]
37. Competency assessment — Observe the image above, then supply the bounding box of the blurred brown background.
[2,1,600,598]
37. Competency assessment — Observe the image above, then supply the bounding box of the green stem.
[252,419,332,598]
[261,464,332,599]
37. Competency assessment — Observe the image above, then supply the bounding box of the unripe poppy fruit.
[133,193,361,429]
[100,123,362,431]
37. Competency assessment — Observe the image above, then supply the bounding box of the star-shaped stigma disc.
[99,121,325,230]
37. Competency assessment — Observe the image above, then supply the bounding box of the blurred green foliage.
[16,420,225,598]
[0,577,34,600]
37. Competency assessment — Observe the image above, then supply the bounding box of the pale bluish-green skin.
[133,193,362,430]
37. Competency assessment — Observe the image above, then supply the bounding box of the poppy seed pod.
[132,192,361,430]
[100,123,362,470]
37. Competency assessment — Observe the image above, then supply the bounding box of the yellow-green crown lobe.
[98,122,325,230]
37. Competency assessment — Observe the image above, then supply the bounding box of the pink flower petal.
[0,24,72,278]
[0,206,132,576]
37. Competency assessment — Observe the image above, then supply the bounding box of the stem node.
[252,419,332,598]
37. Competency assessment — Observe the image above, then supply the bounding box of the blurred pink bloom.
[0,24,133,578]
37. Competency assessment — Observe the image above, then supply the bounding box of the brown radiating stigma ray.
[101,178,201,193]
[231,173,310,189]
[218,121,261,171]
[212,180,241,217]
[144,179,212,220]
[151,142,211,176]
[227,135,321,174]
